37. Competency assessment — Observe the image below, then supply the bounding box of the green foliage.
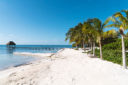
[101,37,117,46]
[103,50,122,64]
[95,39,128,65]
[102,40,121,50]
[95,49,100,58]
[95,49,128,65]
[72,43,77,47]
[74,48,78,50]
[102,39,128,50]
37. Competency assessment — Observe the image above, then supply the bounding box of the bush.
[74,48,78,50]
[95,49,122,64]
[95,49,100,58]
[102,39,128,50]
[103,50,122,64]
[95,39,128,65]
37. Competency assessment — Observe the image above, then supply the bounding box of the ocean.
[0,45,72,70]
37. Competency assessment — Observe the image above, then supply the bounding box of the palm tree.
[86,18,105,59]
[82,22,91,50]
[105,10,128,69]
[77,23,85,49]
[87,18,115,59]
[65,27,79,48]
[103,29,118,39]
[82,21,97,56]
[65,23,85,48]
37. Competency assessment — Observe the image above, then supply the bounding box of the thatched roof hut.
[6,41,16,46]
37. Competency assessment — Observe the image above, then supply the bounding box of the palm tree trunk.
[93,42,95,56]
[83,40,85,50]
[90,42,93,51]
[92,42,93,51]
[76,44,78,48]
[90,43,91,50]
[121,35,127,69]
[99,39,103,59]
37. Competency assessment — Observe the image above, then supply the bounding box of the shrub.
[74,48,78,50]
[102,39,128,50]
[95,39,128,65]
[102,50,122,65]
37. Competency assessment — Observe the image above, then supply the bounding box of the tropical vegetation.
[65,9,128,69]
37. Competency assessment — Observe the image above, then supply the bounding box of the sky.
[0,0,127,45]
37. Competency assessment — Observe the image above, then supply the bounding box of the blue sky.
[0,0,127,45]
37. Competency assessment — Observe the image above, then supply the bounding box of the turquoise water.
[0,45,71,70]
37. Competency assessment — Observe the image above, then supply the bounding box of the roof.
[6,41,16,45]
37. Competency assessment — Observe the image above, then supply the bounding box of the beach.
[1,1,128,85]
[0,48,128,85]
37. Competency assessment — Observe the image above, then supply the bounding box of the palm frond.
[122,10,128,19]
[104,24,120,28]
[114,12,127,23]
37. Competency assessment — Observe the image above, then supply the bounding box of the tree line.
[65,10,128,69]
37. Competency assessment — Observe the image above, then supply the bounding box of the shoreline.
[0,48,128,85]
[0,52,54,71]
[13,52,54,58]
[0,52,52,85]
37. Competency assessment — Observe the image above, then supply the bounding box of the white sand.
[14,52,54,58]
[0,48,128,85]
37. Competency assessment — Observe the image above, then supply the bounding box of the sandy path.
[40,49,128,85]
[0,48,128,85]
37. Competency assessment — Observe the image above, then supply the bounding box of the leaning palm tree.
[87,18,114,59]
[82,21,97,56]
[105,10,128,69]
[65,23,84,48]
[65,27,79,48]
[77,23,85,49]
[87,18,105,59]
[82,22,91,50]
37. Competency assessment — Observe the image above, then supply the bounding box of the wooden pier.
[13,47,62,51]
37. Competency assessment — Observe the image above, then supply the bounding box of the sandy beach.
[0,48,128,85]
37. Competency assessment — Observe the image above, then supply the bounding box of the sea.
[0,45,72,70]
